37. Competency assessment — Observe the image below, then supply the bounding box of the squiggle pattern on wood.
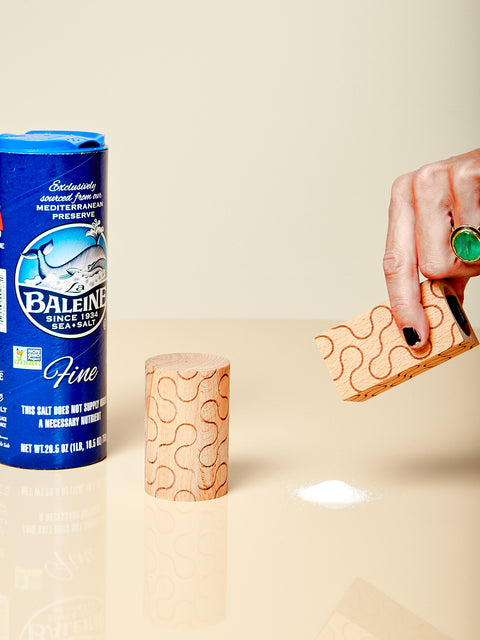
[315,280,478,401]
[145,364,229,500]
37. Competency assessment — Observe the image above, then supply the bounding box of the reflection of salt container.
[144,495,228,629]
[0,463,106,639]
[0,131,107,469]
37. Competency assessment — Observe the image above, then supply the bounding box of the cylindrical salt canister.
[0,131,108,469]
[145,353,230,501]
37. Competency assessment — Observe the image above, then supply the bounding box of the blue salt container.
[0,131,107,468]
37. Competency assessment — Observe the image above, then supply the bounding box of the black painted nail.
[403,327,420,347]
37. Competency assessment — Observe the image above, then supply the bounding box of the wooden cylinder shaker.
[145,353,229,501]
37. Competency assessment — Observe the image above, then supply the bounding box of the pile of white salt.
[295,480,373,509]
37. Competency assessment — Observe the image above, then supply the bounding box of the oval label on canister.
[15,222,107,339]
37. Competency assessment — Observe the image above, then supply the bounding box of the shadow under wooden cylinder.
[144,494,228,629]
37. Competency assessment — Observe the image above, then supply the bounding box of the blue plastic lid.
[0,130,107,153]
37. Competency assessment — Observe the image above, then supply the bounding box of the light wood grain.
[145,353,229,501]
[315,279,478,402]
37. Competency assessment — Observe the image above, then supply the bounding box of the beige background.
[1,0,479,323]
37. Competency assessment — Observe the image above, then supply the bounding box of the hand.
[383,149,480,348]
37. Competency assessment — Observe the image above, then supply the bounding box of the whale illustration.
[22,239,106,281]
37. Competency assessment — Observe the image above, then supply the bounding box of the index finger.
[383,173,430,348]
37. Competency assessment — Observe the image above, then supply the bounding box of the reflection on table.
[316,578,451,640]
[144,494,227,629]
[0,462,106,640]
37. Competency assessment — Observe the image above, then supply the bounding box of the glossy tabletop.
[1,319,479,639]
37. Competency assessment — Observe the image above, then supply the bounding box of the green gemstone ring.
[450,225,480,264]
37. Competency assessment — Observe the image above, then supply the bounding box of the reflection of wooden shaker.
[144,497,228,628]
[145,353,230,501]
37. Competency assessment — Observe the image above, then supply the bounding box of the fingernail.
[403,327,420,347]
